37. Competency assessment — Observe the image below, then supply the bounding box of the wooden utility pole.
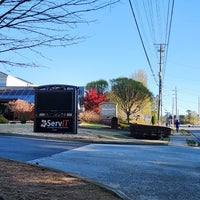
[157,44,165,125]
[172,97,174,125]
[175,87,178,120]
[198,96,200,123]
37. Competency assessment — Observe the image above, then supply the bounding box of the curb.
[0,132,169,146]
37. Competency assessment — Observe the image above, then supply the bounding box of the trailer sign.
[34,85,78,133]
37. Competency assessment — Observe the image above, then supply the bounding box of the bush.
[151,115,156,125]
[119,122,129,129]
[20,115,27,124]
[130,123,171,139]
[0,114,9,123]
[78,111,100,123]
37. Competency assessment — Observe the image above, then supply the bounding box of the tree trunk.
[126,110,130,124]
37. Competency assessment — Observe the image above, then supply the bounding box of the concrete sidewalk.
[169,130,197,147]
[0,123,197,147]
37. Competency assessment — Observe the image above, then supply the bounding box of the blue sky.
[2,0,200,115]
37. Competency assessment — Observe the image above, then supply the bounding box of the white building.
[0,71,36,87]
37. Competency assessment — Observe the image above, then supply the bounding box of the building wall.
[7,75,35,86]
[0,71,35,87]
[0,72,7,86]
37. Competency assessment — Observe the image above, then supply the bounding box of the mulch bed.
[0,158,121,200]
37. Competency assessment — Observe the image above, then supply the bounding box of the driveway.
[29,142,200,200]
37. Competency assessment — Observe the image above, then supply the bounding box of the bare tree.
[132,69,147,87]
[0,0,118,67]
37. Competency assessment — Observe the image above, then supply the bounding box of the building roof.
[0,86,35,103]
[0,71,36,87]
[0,72,84,104]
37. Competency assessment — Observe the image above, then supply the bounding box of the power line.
[128,0,175,123]
[163,0,175,79]
[128,0,158,86]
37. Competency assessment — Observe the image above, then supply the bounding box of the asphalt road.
[29,131,200,200]
[1,127,200,200]
[0,135,86,161]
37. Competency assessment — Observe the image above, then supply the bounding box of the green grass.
[186,139,197,147]
[162,136,170,143]
[180,129,191,136]
[79,122,110,129]
[79,122,131,139]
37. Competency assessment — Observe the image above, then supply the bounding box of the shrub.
[0,114,9,123]
[9,99,34,121]
[130,123,171,139]
[151,115,156,125]
[119,122,129,129]
[78,111,100,123]
[20,115,27,124]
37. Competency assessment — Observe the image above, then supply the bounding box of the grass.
[80,122,131,139]
[162,136,170,143]
[180,129,191,136]
[80,122,130,130]
[79,122,111,129]
[186,139,197,147]
[180,129,198,147]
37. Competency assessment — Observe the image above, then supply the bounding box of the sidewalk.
[1,123,198,147]
[169,130,196,147]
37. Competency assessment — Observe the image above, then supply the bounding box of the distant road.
[0,135,86,162]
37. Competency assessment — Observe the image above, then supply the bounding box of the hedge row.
[130,123,171,140]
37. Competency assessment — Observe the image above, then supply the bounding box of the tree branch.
[0,0,119,67]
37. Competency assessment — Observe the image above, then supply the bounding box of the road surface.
[0,135,86,161]
[1,129,200,200]
[30,141,200,200]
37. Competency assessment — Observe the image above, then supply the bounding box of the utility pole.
[172,87,178,122]
[157,44,165,125]
[198,96,200,123]
[172,97,174,125]
[175,87,178,120]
